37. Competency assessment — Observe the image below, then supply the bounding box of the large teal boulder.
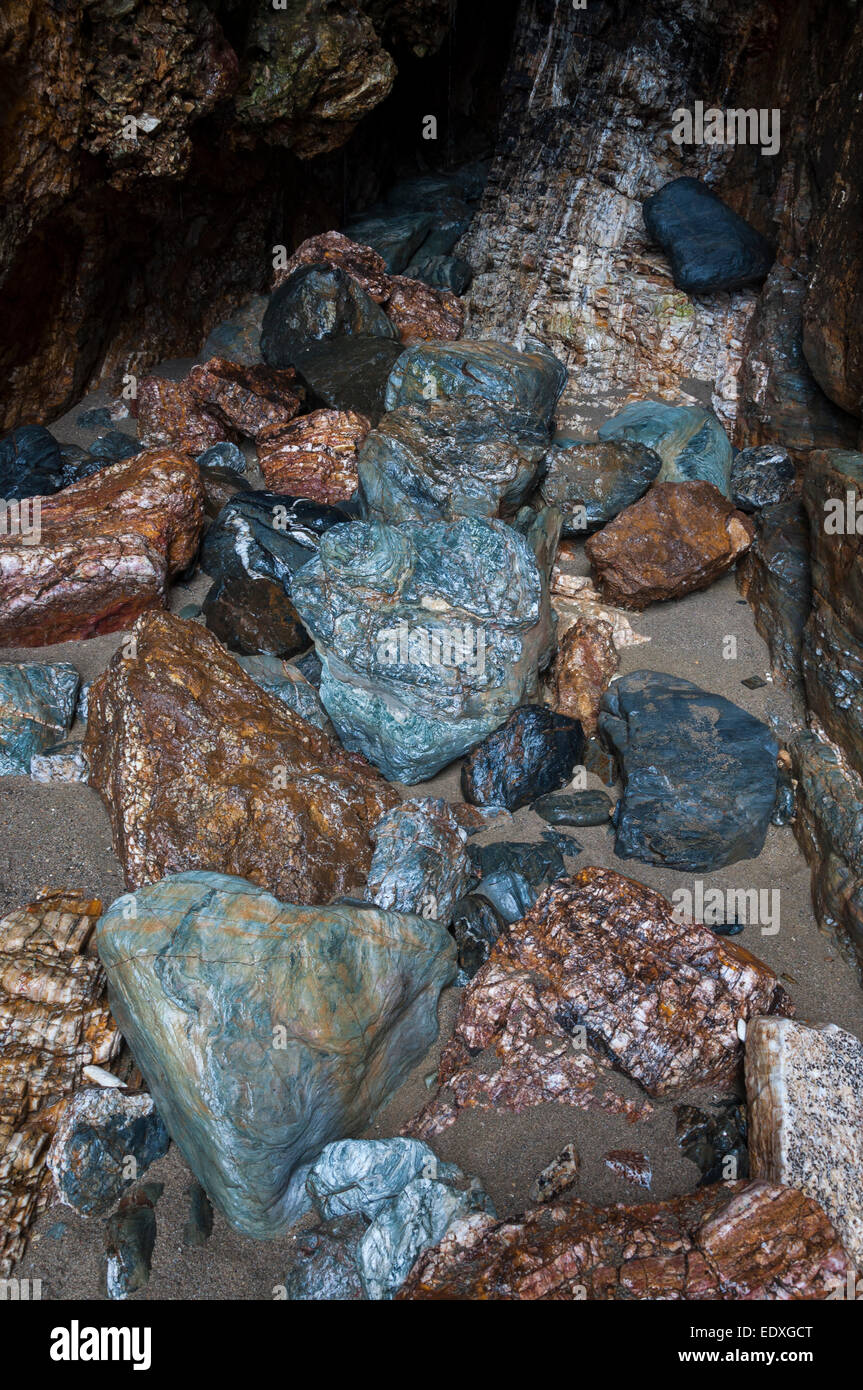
[385,339,566,429]
[598,400,733,496]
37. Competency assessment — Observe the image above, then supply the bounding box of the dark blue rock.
[0,425,65,499]
[345,211,434,274]
[196,441,247,474]
[365,798,472,922]
[450,894,507,977]
[47,1087,169,1217]
[642,177,774,294]
[533,789,613,826]
[403,253,473,295]
[539,439,661,535]
[291,337,404,423]
[461,705,585,811]
[599,671,778,870]
[292,647,323,689]
[468,839,567,889]
[772,764,796,827]
[0,662,79,775]
[201,491,354,592]
[88,431,143,461]
[731,444,796,513]
[385,339,567,429]
[261,263,396,369]
[540,828,584,857]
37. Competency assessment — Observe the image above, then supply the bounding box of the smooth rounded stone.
[403,253,473,295]
[203,570,309,658]
[736,500,811,686]
[385,339,567,428]
[533,789,613,827]
[201,294,268,366]
[261,263,397,369]
[549,615,618,736]
[643,177,774,294]
[136,376,226,454]
[47,1086,169,1217]
[731,444,796,513]
[539,439,662,534]
[675,1100,748,1186]
[201,491,354,593]
[365,798,472,923]
[344,212,434,274]
[85,611,397,902]
[585,481,754,611]
[87,431,143,461]
[598,399,733,496]
[196,441,246,474]
[96,871,456,1237]
[257,408,370,504]
[235,655,331,732]
[450,894,507,979]
[29,740,89,784]
[290,337,405,422]
[358,399,549,523]
[599,671,779,871]
[291,515,558,784]
[461,705,585,812]
[105,1182,162,1301]
[0,662,79,775]
[0,424,65,499]
[471,867,535,929]
[274,232,389,303]
[189,358,305,442]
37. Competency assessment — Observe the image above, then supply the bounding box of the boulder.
[0,663,79,775]
[196,441,246,475]
[403,253,473,295]
[188,358,305,441]
[136,376,226,454]
[202,570,309,658]
[548,616,618,736]
[598,400,733,496]
[261,264,396,369]
[48,1087,169,1218]
[258,408,370,504]
[731,444,796,513]
[385,339,566,428]
[0,425,66,499]
[383,276,464,343]
[201,294,268,367]
[290,337,404,422]
[539,439,661,535]
[642,177,774,294]
[461,705,585,811]
[365,798,473,922]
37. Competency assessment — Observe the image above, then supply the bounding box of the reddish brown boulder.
[273,232,390,303]
[0,451,205,646]
[398,1181,853,1300]
[549,616,618,735]
[585,481,754,610]
[188,357,305,442]
[137,376,227,454]
[258,408,371,503]
[384,276,465,343]
[84,611,399,903]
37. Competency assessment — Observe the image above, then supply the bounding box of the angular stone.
[530,1143,581,1204]
[736,501,810,687]
[539,439,661,535]
[196,441,246,475]
[731,444,796,513]
[365,798,472,922]
[188,357,305,441]
[0,663,79,775]
[88,431,142,462]
[358,1176,476,1301]
[585,482,754,611]
[532,790,613,827]
[598,400,734,496]
[258,408,370,504]
[29,741,89,784]
[399,1181,851,1300]
[643,177,774,294]
[290,337,404,422]
[202,569,308,658]
[136,376,226,454]
[0,425,65,499]
[790,729,863,972]
[85,611,397,901]
[307,1138,441,1223]
[344,212,433,274]
[199,464,252,519]
[383,276,464,343]
[549,616,618,736]
[385,339,566,428]
[235,655,332,734]
[605,1149,652,1189]
[449,895,507,980]
[675,1100,749,1187]
[96,871,455,1236]
[291,516,557,783]
[261,264,396,370]
[461,706,585,811]
[48,1086,169,1218]
[600,671,778,871]
[201,490,354,595]
[105,1182,162,1300]
[274,231,389,302]
[404,253,473,296]
[201,294,268,367]
[0,451,205,646]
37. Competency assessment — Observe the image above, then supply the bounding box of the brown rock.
[257,408,371,503]
[0,451,205,646]
[604,1149,652,1189]
[0,890,122,1275]
[585,481,754,610]
[398,1180,853,1300]
[549,616,618,736]
[137,376,227,454]
[529,1142,581,1204]
[384,276,465,343]
[188,357,305,442]
[84,611,399,902]
[274,232,390,303]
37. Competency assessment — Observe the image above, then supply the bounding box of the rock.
[600,671,778,870]
[605,1150,652,1189]
[403,253,473,295]
[201,295,268,367]
[258,408,370,504]
[203,569,309,658]
[76,407,113,432]
[235,655,332,733]
[285,1218,367,1300]
[261,264,396,369]
[385,339,566,428]
[584,735,617,785]
[790,729,863,972]
[136,376,226,454]
[0,450,205,646]
[772,763,796,827]
[0,662,79,775]
[357,1176,477,1301]
[96,871,455,1236]
[643,177,774,294]
[307,1138,441,1223]
[58,444,109,488]
[746,1016,863,1268]
[461,706,585,811]
[383,276,464,344]
[29,740,89,784]
[291,515,557,783]
[189,358,305,442]
[469,840,568,894]
[365,798,473,922]
[549,572,651,651]
[290,337,405,422]
[532,790,613,827]
[539,439,661,535]
[85,611,397,901]
[548,616,618,736]
[598,401,734,497]
[274,232,389,302]
[47,1087,169,1217]
[0,425,66,499]
[199,464,252,519]
[87,431,143,462]
[357,400,548,523]
[530,1143,580,1204]
[344,212,433,274]
[0,891,121,1274]
[585,482,754,611]
[675,1100,748,1186]
[731,444,796,513]
[541,828,583,857]
[399,1180,851,1300]
[105,1182,162,1300]
[736,501,811,687]
[449,895,507,980]
[183,1182,213,1248]
[196,441,246,474]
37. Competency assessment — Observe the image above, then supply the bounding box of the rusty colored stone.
[0,890,122,1275]
[84,610,399,902]
[188,357,305,442]
[398,1180,853,1300]
[549,616,618,736]
[585,481,755,610]
[274,232,390,303]
[383,276,465,343]
[605,1150,652,1189]
[257,408,371,503]
[137,376,227,454]
[0,451,205,646]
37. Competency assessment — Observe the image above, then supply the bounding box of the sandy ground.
[6,376,863,1299]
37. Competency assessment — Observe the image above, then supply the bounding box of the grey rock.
[29,740,89,783]
[344,212,433,274]
[385,339,567,429]
[0,662,79,775]
[105,1182,163,1300]
[539,439,661,534]
[307,1137,442,1223]
[533,789,613,826]
[461,705,585,811]
[731,444,796,513]
[236,654,333,733]
[365,798,473,922]
[261,264,396,369]
[357,1176,475,1301]
[403,253,473,295]
[284,1218,366,1300]
[291,337,404,423]
[450,893,507,978]
[598,400,733,497]
[196,441,247,475]
[88,431,143,461]
[48,1087,169,1217]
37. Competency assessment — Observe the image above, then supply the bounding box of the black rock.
[105,1182,163,1300]
[675,1101,748,1186]
[292,647,323,688]
[344,211,434,274]
[533,789,613,827]
[199,463,253,519]
[472,868,535,929]
[731,444,796,513]
[584,737,617,785]
[461,705,585,811]
[642,177,774,294]
[741,675,768,689]
[540,828,584,857]
[291,338,405,423]
[450,894,507,979]
[0,424,65,499]
[404,253,473,295]
[88,431,143,461]
[203,569,309,658]
[709,918,745,937]
[772,764,796,826]
[468,839,567,890]
[200,491,354,591]
[76,406,114,431]
[261,263,396,368]
[183,1182,214,1247]
[58,444,111,488]
[197,441,247,474]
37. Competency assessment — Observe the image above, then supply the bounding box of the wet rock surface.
[385,340,566,427]
[188,358,305,441]
[675,1101,749,1187]
[736,501,810,687]
[731,445,796,514]
[261,263,396,371]
[365,798,472,922]
[533,790,613,828]
[539,439,661,536]
[290,337,405,422]
[598,403,734,498]
[258,409,371,504]
[461,706,585,811]
[48,1087,169,1218]
[0,425,66,499]
[105,1182,163,1301]
[0,663,79,775]
[548,616,618,737]
[643,178,774,295]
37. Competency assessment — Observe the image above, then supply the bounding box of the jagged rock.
[598,401,734,497]
[0,451,205,646]
[285,1218,367,1300]
[404,253,473,296]
[772,763,796,827]
[385,339,566,427]
[549,572,651,651]
[344,212,433,274]
[549,617,618,737]
[201,295,268,367]
[449,895,507,980]
[461,706,585,811]
[261,264,396,370]
[0,425,66,499]
[235,655,332,733]
[197,440,246,473]
[290,337,405,422]
[96,871,455,1236]
[85,611,397,901]
[47,1087,169,1218]
[539,440,661,535]
[358,400,548,523]
[746,1016,863,1268]
[675,1100,749,1186]
[398,1181,851,1300]
[136,376,226,454]
[358,1177,478,1301]
[600,671,778,870]
[468,840,568,894]
[188,357,304,441]
[0,663,79,775]
[736,501,810,687]
[291,515,557,783]
[105,1182,163,1301]
[0,891,122,1274]
[532,790,613,827]
[790,729,863,971]
[274,232,390,302]
[584,736,617,786]
[258,409,370,504]
[530,1143,580,1204]
[383,277,464,344]
[183,1182,214,1248]
[203,569,308,658]
[731,444,796,513]
[605,1150,652,1189]
[365,799,473,922]
[29,741,89,784]
[585,482,754,611]
[643,177,774,294]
